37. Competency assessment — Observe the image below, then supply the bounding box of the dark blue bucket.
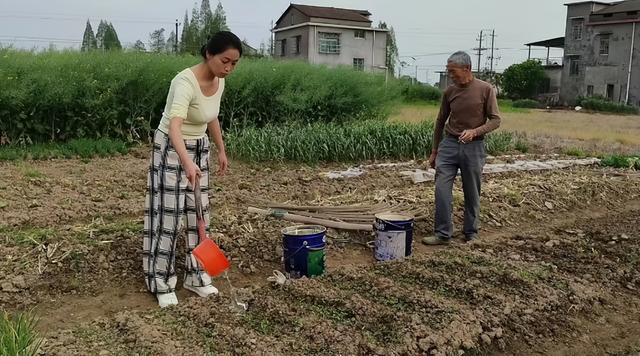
[282,225,326,278]
[373,213,414,261]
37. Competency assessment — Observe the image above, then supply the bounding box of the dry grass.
[389,103,440,124]
[390,103,640,154]
[500,110,640,146]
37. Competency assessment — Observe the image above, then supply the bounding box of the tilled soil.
[1,152,639,355]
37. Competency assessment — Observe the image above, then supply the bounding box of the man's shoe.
[464,234,478,242]
[157,292,178,308]
[184,284,219,298]
[422,235,451,245]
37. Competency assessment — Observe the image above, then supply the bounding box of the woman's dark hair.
[200,31,243,59]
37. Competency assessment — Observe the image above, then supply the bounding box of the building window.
[569,57,580,76]
[572,18,584,40]
[280,39,286,56]
[606,84,614,100]
[353,58,364,71]
[587,85,594,96]
[294,35,301,54]
[599,35,610,55]
[319,32,340,54]
[354,30,366,39]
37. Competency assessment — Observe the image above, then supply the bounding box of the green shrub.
[222,59,400,128]
[401,82,441,102]
[576,96,639,114]
[600,155,640,169]
[512,99,540,109]
[0,49,401,144]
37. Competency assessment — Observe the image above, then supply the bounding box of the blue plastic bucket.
[373,213,414,261]
[282,225,326,278]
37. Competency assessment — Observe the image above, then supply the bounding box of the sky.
[0,0,572,84]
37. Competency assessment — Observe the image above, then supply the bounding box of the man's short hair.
[448,51,472,68]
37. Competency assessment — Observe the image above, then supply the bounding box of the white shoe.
[157,292,178,308]
[184,284,219,298]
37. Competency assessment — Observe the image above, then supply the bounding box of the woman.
[143,31,242,308]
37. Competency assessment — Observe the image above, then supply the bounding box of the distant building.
[241,40,258,57]
[562,0,640,106]
[527,1,640,106]
[272,3,388,72]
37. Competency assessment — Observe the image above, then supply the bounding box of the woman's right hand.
[184,160,202,188]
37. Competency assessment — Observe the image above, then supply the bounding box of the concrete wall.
[274,27,310,60]
[561,2,640,106]
[305,26,387,72]
[544,66,563,93]
[437,72,451,90]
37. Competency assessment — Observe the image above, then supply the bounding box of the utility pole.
[270,20,274,57]
[472,30,488,73]
[477,30,483,72]
[175,19,179,54]
[489,29,495,75]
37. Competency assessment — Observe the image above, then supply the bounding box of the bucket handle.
[283,241,325,260]
[375,218,414,231]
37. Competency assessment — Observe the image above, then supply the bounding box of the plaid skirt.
[142,129,213,294]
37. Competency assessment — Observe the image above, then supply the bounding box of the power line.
[0,15,174,25]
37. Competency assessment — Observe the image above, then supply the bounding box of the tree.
[133,40,146,52]
[211,2,229,33]
[95,20,121,51]
[166,30,177,53]
[81,19,97,52]
[178,1,231,55]
[180,10,191,53]
[200,0,214,40]
[187,6,202,55]
[149,28,166,53]
[502,60,547,99]
[103,22,122,51]
[378,22,398,76]
[95,20,108,49]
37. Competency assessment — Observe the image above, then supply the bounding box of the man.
[422,51,501,245]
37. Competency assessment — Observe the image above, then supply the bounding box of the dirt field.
[390,104,640,154]
[1,146,639,355]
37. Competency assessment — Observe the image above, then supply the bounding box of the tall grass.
[0,49,400,144]
[226,121,521,163]
[0,310,42,356]
[222,59,401,128]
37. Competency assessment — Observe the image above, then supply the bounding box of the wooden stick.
[248,207,373,231]
[258,202,386,213]
[290,210,375,222]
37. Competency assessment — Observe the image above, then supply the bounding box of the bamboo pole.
[248,207,373,231]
